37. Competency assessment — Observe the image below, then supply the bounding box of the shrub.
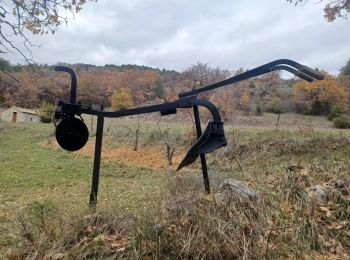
[248,80,256,89]
[309,101,331,115]
[256,103,263,116]
[39,102,55,123]
[40,115,52,123]
[265,98,283,114]
[333,115,350,129]
[327,107,343,121]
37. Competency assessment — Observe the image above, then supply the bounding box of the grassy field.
[0,114,349,259]
[0,121,171,255]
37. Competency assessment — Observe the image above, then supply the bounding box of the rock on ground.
[215,178,257,203]
[308,185,328,203]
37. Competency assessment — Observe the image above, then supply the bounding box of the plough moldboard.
[54,59,324,208]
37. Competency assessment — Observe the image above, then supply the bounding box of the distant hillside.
[2,58,347,118]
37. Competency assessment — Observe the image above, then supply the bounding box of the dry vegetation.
[6,165,350,259]
[1,113,349,259]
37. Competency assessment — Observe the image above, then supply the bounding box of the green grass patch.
[0,122,169,254]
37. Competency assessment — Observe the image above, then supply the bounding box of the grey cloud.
[3,0,350,74]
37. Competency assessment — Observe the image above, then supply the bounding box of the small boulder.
[334,179,350,195]
[335,179,346,188]
[308,185,328,203]
[215,178,257,203]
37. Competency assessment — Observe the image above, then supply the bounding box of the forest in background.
[1,57,350,121]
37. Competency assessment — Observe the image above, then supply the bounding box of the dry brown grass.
[3,118,350,259]
[7,159,350,259]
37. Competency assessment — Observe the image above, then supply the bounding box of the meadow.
[0,112,349,259]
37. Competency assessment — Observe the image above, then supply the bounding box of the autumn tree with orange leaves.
[293,73,348,115]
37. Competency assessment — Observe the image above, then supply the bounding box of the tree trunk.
[166,142,175,166]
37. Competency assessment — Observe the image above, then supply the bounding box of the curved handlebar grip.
[268,59,324,80]
[270,65,314,82]
[55,66,75,73]
[55,66,77,104]
[298,65,324,80]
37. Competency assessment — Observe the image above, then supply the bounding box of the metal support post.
[193,105,210,193]
[89,106,104,208]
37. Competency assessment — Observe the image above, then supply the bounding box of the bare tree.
[156,120,176,166]
[134,114,141,151]
[0,0,94,62]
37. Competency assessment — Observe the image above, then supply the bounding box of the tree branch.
[0,0,94,62]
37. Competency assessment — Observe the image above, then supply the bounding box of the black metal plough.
[54,59,324,207]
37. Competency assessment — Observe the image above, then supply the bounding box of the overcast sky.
[4,0,350,74]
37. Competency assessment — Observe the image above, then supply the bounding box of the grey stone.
[334,179,350,195]
[335,179,346,188]
[308,185,328,203]
[215,178,257,203]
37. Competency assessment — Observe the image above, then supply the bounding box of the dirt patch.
[78,140,187,170]
[41,138,188,171]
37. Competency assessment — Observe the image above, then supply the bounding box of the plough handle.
[178,59,324,98]
[55,66,77,104]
